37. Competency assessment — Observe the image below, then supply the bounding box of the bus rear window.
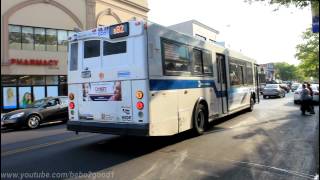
[103,41,127,55]
[70,43,78,71]
[84,40,100,58]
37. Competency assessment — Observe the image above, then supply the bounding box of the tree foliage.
[245,0,319,11]
[274,62,298,80]
[295,28,319,79]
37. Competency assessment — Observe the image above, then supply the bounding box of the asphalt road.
[1,93,319,180]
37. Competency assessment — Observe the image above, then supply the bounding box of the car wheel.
[27,115,41,129]
[193,104,207,135]
[263,95,266,99]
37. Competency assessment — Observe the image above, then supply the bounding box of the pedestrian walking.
[300,84,311,115]
[306,83,315,114]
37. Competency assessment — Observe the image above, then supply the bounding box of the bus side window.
[229,62,240,86]
[246,62,253,85]
[166,62,175,71]
[203,51,213,76]
[192,49,203,75]
[162,39,191,76]
[84,40,100,58]
[69,43,78,71]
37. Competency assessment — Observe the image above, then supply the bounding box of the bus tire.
[193,104,207,135]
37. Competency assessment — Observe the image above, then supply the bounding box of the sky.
[147,0,312,65]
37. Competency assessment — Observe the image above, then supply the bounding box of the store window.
[3,87,17,109]
[32,76,45,85]
[9,25,22,49]
[34,28,46,51]
[18,76,33,85]
[47,86,58,97]
[46,29,57,51]
[68,31,76,37]
[18,87,33,108]
[46,76,59,85]
[1,76,17,86]
[33,86,45,101]
[22,26,34,50]
[58,30,68,52]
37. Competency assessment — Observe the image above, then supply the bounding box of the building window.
[195,34,206,41]
[68,31,76,37]
[9,25,22,49]
[18,76,33,86]
[32,76,45,85]
[46,76,59,85]
[209,39,216,43]
[58,30,68,52]
[46,29,57,51]
[22,26,34,50]
[3,87,17,109]
[9,25,73,52]
[1,75,68,112]
[1,76,17,86]
[34,28,46,51]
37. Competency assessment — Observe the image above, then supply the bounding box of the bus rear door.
[216,53,228,114]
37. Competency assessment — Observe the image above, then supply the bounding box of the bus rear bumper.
[67,121,149,136]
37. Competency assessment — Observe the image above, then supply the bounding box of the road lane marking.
[225,159,316,179]
[1,134,97,157]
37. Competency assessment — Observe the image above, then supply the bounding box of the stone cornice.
[96,0,147,19]
[111,0,149,12]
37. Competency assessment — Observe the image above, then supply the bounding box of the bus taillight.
[69,102,75,109]
[136,101,144,110]
[69,93,74,100]
[135,91,144,99]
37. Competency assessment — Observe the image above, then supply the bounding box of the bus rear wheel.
[193,104,207,135]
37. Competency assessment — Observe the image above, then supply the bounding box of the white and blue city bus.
[67,20,259,136]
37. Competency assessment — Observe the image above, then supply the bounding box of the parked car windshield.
[265,84,279,88]
[27,99,47,108]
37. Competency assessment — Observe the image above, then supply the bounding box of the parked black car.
[1,96,68,129]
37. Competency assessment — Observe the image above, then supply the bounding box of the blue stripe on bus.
[149,79,226,97]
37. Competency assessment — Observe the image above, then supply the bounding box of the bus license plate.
[81,71,91,78]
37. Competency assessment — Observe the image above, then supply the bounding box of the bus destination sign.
[109,22,129,39]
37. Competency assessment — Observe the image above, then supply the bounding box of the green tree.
[274,62,298,80]
[245,0,319,11]
[295,28,319,80]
